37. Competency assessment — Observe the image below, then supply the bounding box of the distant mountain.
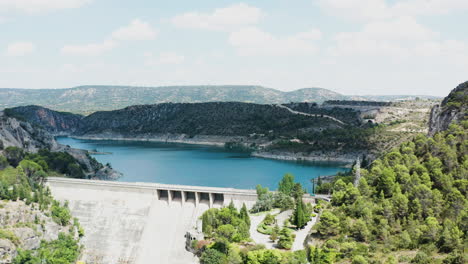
[0,85,440,114]
[353,94,441,101]
[0,85,348,114]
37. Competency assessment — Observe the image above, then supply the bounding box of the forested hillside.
[310,121,467,263]
[76,102,342,136]
[0,85,347,114]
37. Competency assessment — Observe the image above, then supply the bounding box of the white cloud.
[5,41,35,56]
[61,19,156,56]
[145,52,185,65]
[317,0,468,21]
[0,0,92,14]
[172,3,263,31]
[61,40,116,56]
[328,16,468,71]
[111,19,158,41]
[330,17,437,57]
[228,27,321,56]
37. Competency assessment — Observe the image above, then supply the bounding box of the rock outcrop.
[5,105,83,134]
[0,111,121,180]
[0,201,71,263]
[0,111,58,152]
[429,81,468,135]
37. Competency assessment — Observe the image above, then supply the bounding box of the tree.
[352,255,368,264]
[278,228,293,249]
[377,168,396,197]
[228,201,238,215]
[200,248,226,264]
[351,219,370,242]
[278,174,295,195]
[438,220,463,253]
[226,244,243,264]
[291,183,305,201]
[0,156,8,170]
[4,146,24,167]
[270,224,280,242]
[217,224,236,241]
[316,211,339,236]
[293,199,307,229]
[256,184,269,198]
[273,192,295,210]
[239,203,250,227]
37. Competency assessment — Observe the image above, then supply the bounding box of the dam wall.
[46,178,259,264]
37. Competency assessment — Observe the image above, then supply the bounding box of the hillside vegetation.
[0,152,82,263]
[5,99,436,164]
[309,122,467,263]
[76,102,342,137]
[0,85,347,114]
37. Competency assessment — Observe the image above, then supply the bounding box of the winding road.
[275,104,346,125]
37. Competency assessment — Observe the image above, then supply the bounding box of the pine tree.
[239,203,250,227]
[228,200,237,216]
[202,213,209,233]
[294,198,306,229]
[270,224,280,242]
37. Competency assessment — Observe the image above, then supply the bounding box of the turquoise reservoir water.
[57,137,349,192]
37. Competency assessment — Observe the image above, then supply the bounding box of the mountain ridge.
[0,85,439,114]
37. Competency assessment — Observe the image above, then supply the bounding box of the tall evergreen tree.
[294,198,307,229]
[239,203,250,227]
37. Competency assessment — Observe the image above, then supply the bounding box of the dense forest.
[193,120,467,264]
[310,122,467,263]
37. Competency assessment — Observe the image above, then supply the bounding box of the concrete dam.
[46,177,259,264]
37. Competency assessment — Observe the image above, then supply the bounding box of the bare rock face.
[0,200,71,263]
[0,112,57,152]
[0,239,16,264]
[0,111,121,180]
[429,81,468,135]
[3,106,83,135]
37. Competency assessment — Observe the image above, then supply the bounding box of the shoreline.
[70,135,228,147]
[251,152,354,167]
[62,135,355,167]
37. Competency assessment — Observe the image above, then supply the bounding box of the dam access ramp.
[46,177,258,264]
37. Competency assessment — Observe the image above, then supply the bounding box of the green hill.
[0,85,348,114]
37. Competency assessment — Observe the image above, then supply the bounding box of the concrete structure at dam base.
[46,177,321,264]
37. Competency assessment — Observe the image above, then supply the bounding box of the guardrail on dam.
[46,177,259,207]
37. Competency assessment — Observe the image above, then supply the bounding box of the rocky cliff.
[5,105,83,134]
[429,81,468,135]
[0,111,120,179]
[0,111,58,152]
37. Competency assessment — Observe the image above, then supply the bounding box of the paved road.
[276,104,346,125]
[292,216,317,251]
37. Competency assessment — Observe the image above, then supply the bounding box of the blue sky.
[1,0,467,96]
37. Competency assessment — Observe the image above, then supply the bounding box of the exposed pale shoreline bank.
[66,135,355,166]
[251,152,354,167]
